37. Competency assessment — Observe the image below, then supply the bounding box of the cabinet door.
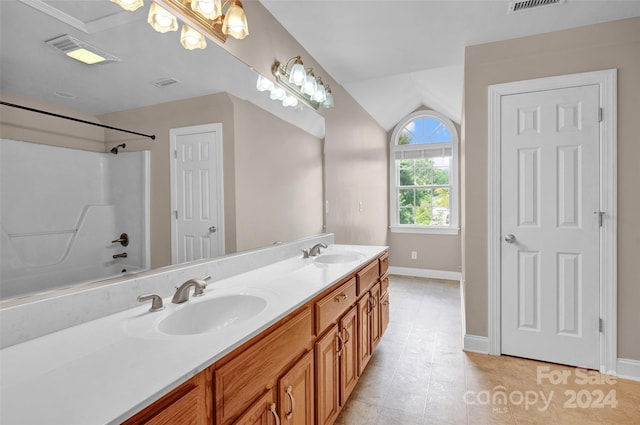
[370,283,381,351]
[339,306,358,406]
[315,325,340,425]
[357,294,371,376]
[279,351,314,425]
[234,391,280,425]
[380,291,390,338]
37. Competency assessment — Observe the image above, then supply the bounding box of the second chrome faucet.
[172,275,211,304]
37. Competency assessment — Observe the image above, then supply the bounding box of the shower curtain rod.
[0,101,156,140]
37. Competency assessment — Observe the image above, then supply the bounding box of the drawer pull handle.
[342,327,350,344]
[285,385,295,420]
[336,332,344,355]
[382,300,390,306]
[269,403,281,425]
[334,293,347,302]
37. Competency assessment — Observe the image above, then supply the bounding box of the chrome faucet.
[309,243,328,257]
[172,275,211,304]
[137,294,164,312]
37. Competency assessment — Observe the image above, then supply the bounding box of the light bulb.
[222,0,248,39]
[312,83,326,103]
[256,75,274,92]
[301,74,316,96]
[148,3,178,33]
[288,58,306,87]
[283,96,299,107]
[191,0,221,20]
[111,0,144,11]
[181,25,206,50]
[270,87,286,101]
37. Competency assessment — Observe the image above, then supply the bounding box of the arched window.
[389,110,459,234]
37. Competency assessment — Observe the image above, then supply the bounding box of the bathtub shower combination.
[0,139,150,299]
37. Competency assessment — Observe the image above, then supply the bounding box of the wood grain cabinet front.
[315,277,356,335]
[278,351,315,425]
[315,325,340,425]
[215,307,312,425]
[234,391,280,425]
[121,369,212,425]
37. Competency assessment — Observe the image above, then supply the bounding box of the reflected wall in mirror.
[0,0,325,302]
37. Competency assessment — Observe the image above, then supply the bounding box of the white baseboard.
[463,334,489,354]
[617,358,640,382]
[388,266,462,281]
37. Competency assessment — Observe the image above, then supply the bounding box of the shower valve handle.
[112,233,129,246]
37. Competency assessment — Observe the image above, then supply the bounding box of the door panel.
[171,124,223,263]
[501,85,600,369]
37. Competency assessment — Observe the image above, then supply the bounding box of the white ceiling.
[261,0,640,130]
[1,1,639,138]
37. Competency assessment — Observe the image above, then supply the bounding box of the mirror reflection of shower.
[110,143,126,155]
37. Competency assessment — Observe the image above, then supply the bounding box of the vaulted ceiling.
[2,0,639,137]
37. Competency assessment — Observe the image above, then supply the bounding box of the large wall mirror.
[0,0,325,302]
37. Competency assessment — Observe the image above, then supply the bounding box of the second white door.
[500,85,600,369]
[170,124,224,264]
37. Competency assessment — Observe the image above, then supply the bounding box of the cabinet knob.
[334,293,347,303]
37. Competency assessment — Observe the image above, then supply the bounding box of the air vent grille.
[151,78,182,88]
[508,0,564,13]
[45,35,120,64]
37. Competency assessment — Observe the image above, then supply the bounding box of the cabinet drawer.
[379,252,389,277]
[215,307,312,425]
[356,260,378,295]
[380,274,389,295]
[315,277,356,335]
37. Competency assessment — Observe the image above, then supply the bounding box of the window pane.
[399,207,414,224]
[399,189,415,207]
[414,159,431,185]
[433,187,450,209]
[416,188,431,207]
[430,207,450,226]
[399,160,414,186]
[415,207,431,225]
[396,116,452,145]
[433,157,450,185]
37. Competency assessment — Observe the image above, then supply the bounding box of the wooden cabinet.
[279,351,314,425]
[234,391,279,425]
[315,277,356,335]
[369,282,381,351]
[356,260,378,296]
[339,306,358,406]
[380,291,390,338]
[215,307,312,425]
[315,325,340,425]
[121,368,212,425]
[356,293,371,375]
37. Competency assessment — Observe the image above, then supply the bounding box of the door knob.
[504,234,516,243]
[209,226,217,233]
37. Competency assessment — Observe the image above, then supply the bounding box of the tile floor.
[335,275,640,425]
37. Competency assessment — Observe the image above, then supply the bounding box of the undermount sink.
[158,294,267,335]
[314,252,365,264]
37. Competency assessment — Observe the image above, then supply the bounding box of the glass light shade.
[148,2,178,33]
[282,96,299,108]
[301,74,316,96]
[323,90,334,108]
[312,83,326,103]
[256,75,275,92]
[180,25,206,50]
[288,59,306,87]
[222,0,248,39]
[190,0,221,20]
[111,0,143,11]
[270,87,286,101]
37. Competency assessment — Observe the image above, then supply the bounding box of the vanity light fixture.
[111,0,144,11]
[148,2,178,33]
[269,57,335,110]
[180,24,207,49]
[256,75,275,92]
[115,0,248,46]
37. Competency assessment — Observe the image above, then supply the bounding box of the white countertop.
[0,244,387,425]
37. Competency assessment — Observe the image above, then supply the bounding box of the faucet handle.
[302,249,310,259]
[137,294,164,312]
[193,276,212,297]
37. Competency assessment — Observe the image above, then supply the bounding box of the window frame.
[389,110,459,235]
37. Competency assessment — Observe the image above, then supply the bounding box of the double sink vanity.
[0,236,389,425]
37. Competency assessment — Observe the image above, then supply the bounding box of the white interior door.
[500,85,600,369]
[170,124,224,264]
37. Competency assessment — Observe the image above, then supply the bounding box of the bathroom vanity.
[123,250,389,425]
[0,237,388,425]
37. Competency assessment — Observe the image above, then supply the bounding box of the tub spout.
[113,252,128,259]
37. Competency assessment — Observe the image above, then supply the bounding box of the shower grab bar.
[6,229,77,237]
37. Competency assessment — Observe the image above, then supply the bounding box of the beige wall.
[387,107,462,271]
[0,92,105,150]
[462,17,640,361]
[230,97,324,251]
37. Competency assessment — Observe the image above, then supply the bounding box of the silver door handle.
[504,234,516,243]
[209,226,217,233]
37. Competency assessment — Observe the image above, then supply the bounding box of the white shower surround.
[0,139,150,299]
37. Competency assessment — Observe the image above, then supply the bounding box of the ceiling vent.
[508,0,565,13]
[151,77,182,88]
[46,35,120,65]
